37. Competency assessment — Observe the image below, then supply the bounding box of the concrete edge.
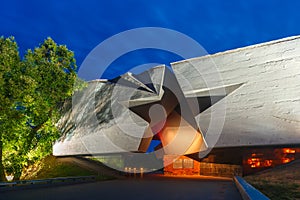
[233,176,270,200]
[0,176,97,192]
[171,35,300,66]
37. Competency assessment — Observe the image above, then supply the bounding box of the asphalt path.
[0,176,242,200]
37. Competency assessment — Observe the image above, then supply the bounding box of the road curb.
[0,176,97,192]
[233,176,269,200]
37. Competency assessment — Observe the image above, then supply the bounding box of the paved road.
[0,176,242,200]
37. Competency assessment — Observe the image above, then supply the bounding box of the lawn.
[245,159,300,200]
[21,155,112,181]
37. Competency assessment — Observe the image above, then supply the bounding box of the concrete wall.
[200,163,242,177]
[54,35,300,158]
[53,79,150,156]
[172,36,300,148]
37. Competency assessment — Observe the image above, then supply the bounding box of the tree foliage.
[0,37,77,181]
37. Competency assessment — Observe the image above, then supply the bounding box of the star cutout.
[110,65,242,156]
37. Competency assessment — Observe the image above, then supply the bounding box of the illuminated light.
[140,168,144,178]
[247,157,262,168]
[247,158,260,164]
[282,158,290,163]
[158,113,206,155]
[133,168,137,178]
[283,148,296,154]
[263,160,272,167]
[6,175,14,181]
[282,158,293,164]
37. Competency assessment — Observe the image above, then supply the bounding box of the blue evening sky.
[1,0,300,79]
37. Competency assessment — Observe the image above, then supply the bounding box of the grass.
[21,155,113,181]
[244,159,300,200]
[246,178,300,200]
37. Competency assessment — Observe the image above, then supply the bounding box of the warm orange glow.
[263,160,272,167]
[282,158,291,163]
[247,157,273,168]
[164,155,200,176]
[283,148,296,154]
[244,147,300,175]
[248,158,261,168]
[157,111,206,155]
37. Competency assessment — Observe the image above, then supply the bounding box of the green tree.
[0,37,77,181]
[0,36,29,181]
[21,37,77,156]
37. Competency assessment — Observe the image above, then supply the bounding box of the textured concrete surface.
[0,176,242,200]
[54,35,300,157]
[54,66,209,157]
[172,35,300,148]
[53,75,150,156]
[54,67,170,156]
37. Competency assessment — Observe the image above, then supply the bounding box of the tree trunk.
[0,136,6,181]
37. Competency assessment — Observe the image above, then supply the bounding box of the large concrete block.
[54,35,300,157]
[172,36,300,148]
